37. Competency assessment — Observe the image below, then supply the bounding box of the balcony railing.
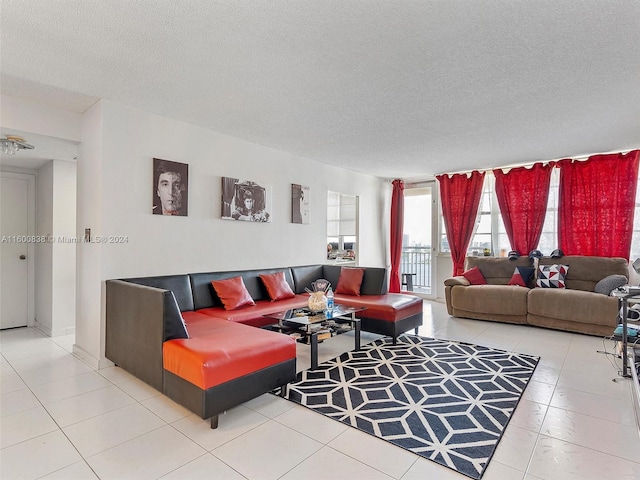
[401,246,431,292]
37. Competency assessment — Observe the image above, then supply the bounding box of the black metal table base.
[310,318,361,370]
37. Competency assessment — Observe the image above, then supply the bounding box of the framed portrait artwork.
[152,158,188,216]
[221,177,272,222]
[292,184,310,224]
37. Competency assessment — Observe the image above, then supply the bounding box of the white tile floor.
[1,301,640,479]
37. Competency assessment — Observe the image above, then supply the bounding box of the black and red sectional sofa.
[105,264,423,428]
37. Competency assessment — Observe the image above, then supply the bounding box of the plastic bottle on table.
[326,287,334,315]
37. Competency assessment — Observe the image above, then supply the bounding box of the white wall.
[75,99,388,368]
[34,160,77,336]
[76,101,105,367]
[1,95,82,143]
[35,162,54,332]
[97,101,386,277]
[52,160,76,335]
[435,254,453,302]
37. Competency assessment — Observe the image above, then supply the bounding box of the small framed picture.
[152,158,188,216]
[221,177,272,222]
[292,184,309,224]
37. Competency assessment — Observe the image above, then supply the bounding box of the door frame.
[1,170,36,328]
[403,180,437,300]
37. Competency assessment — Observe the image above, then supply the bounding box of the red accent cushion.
[259,271,296,301]
[462,266,487,285]
[211,276,255,310]
[335,267,365,296]
[163,320,296,389]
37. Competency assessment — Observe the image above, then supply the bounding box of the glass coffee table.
[263,304,365,369]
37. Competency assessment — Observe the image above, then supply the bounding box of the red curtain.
[437,171,485,275]
[558,150,639,259]
[389,179,404,293]
[494,163,554,255]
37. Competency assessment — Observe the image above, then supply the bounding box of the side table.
[401,273,417,292]
[611,288,640,378]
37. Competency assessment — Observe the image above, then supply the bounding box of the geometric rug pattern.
[285,334,539,479]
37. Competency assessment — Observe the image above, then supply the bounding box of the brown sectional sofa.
[106,264,423,428]
[444,255,629,336]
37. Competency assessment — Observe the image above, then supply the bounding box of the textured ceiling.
[1,0,639,179]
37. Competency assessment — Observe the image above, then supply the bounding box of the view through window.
[403,183,434,294]
[327,191,357,264]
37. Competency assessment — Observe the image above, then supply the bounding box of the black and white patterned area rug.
[284,334,539,479]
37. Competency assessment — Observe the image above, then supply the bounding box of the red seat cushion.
[196,296,308,327]
[334,294,423,322]
[163,320,296,390]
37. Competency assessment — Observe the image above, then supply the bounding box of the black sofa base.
[163,359,296,428]
[360,312,423,343]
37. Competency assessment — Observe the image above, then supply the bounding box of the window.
[439,166,640,260]
[327,191,358,262]
[535,168,560,255]
[440,170,560,257]
[495,168,560,255]
[439,175,501,255]
[467,176,495,256]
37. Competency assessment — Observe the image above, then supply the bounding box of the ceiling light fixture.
[1,135,35,155]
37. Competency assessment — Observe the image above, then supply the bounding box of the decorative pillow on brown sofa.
[335,267,365,295]
[211,276,256,310]
[536,264,569,288]
[594,274,628,295]
[462,266,487,285]
[259,271,296,301]
[508,266,535,287]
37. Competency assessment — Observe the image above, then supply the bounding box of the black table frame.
[612,289,640,378]
[264,305,364,369]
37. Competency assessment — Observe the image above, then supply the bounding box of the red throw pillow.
[259,271,296,301]
[335,267,365,296]
[462,266,487,285]
[211,276,256,310]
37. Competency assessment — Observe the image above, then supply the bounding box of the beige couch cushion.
[451,284,528,316]
[527,288,618,325]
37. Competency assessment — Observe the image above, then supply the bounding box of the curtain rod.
[386,148,639,184]
[430,148,639,179]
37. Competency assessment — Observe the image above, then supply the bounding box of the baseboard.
[33,320,52,337]
[72,343,100,370]
[33,320,76,338]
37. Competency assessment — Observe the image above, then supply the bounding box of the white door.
[0,172,33,329]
